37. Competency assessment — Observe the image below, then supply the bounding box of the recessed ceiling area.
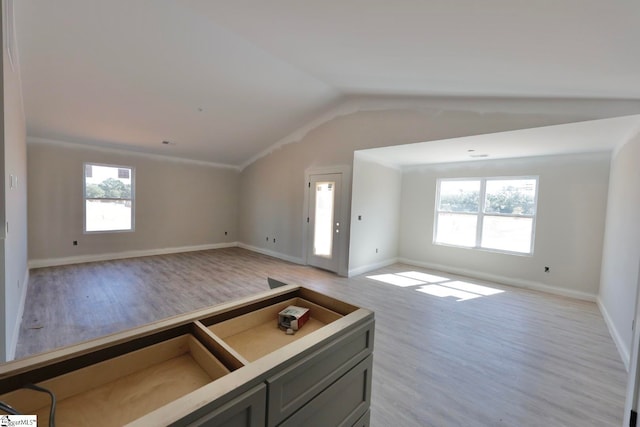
[356,114,640,167]
[13,1,640,167]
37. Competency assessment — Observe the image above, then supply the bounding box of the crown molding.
[27,136,241,171]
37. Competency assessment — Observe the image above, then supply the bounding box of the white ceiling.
[14,1,640,167]
[185,0,640,98]
[357,114,640,168]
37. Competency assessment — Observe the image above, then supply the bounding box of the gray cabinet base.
[278,355,373,427]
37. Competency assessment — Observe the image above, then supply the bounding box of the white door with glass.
[306,173,342,272]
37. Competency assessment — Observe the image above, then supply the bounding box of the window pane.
[85,165,132,200]
[435,213,477,247]
[84,163,134,233]
[481,216,533,253]
[484,179,536,215]
[86,200,132,232]
[438,180,480,213]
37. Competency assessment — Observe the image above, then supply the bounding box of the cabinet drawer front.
[266,319,374,426]
[278,355,373,427]
[185,384,266,427]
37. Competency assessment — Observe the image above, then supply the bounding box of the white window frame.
[434,176,538,255]
[83,162,135,233]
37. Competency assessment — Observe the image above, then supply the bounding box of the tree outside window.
[435,177,538,254]
[84,164,135,232]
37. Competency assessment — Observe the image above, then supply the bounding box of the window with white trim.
[434,177,538,254]
[84,163,134,232]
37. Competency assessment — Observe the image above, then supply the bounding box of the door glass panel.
[314,181,335,257]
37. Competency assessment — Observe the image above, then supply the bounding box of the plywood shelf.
[0,334,230,426]
[208,297,343,361]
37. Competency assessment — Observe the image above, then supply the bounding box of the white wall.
[239,96,635,268]
[399,153,611,300]
[349,154,402,276]
[599,132,640,369]
[2,0,29,362]
[27,141,240,266]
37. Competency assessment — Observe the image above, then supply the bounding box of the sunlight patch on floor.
[366,273,425,287]
[416,284,481,301]
[444,281,505,296]
[396,271,449,283]
[366,271,505,302]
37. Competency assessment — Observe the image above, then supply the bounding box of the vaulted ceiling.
[14,1,640,167]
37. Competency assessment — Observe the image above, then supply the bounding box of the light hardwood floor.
[16,247,627,426]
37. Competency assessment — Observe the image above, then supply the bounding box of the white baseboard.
[237,243,305,265]
[348,258,398,277]
[28,242,239,269]
[397,257,598,302]
[597,296,630,371]
[7,268,29,361]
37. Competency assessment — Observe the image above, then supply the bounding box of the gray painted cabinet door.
[278,355,373,427]
[266,320,374,426]
[186,384,266,427]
